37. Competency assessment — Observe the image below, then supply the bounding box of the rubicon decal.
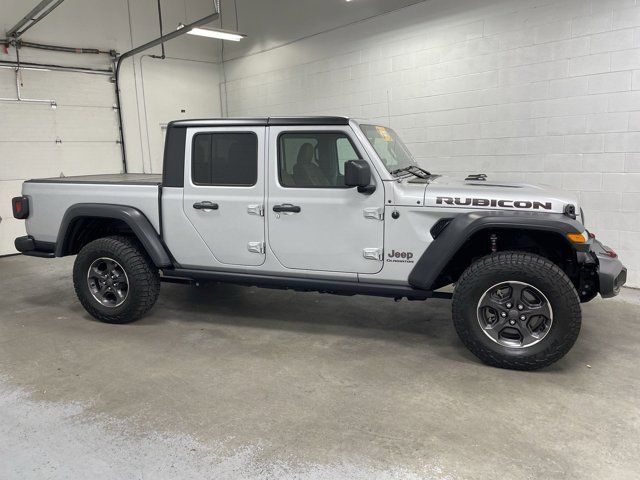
[436,197,552,210]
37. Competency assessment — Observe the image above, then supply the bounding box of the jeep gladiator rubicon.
[12,117,627,370]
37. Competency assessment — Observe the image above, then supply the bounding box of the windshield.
[359,124,418,174]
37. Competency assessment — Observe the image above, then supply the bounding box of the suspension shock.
[489,234,498,253]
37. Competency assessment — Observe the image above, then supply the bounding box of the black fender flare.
[408,211,586,290]
[55,203,172,268]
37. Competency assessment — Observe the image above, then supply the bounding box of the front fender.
[408,211,586,290]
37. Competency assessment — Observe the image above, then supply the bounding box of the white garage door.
[0,66,121,255]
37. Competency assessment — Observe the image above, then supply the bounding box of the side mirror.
[345,160,375,194]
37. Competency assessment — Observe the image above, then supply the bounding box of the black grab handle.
[273,204,301,213]
[193,202,219,210]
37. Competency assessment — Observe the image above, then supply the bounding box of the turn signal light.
[567,232,587,244]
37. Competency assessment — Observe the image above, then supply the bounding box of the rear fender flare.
[55,204,172,268]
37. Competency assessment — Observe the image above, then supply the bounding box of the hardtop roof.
[168,116,350,128]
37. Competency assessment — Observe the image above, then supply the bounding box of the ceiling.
[2,0,427,63]
[216,0,427,59]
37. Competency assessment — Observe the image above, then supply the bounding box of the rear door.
[183,126,266,266]
[267,126,385,274]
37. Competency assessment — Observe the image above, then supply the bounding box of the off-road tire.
[452,252,581,370]
[73,235,160,324]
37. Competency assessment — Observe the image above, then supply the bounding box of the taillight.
[12,196,29,219]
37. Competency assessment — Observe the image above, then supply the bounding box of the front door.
[267,126,385,274]
[183,126,266,267]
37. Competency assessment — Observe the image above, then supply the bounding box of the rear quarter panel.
[22,182,161,243]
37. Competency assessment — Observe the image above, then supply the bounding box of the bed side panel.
[22,182,160,243]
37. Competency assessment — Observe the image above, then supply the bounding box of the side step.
[160,269,452,300]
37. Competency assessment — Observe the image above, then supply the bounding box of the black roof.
[168,116,350,128]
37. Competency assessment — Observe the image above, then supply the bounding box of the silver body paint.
[22,120,581,287]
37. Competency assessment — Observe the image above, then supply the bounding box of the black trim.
[409,211,587,290]
[24,174,161,186]
[169,117,349,128]
[14,235,55,258]
[165,268,435,300]
[22,250,56,258]
[15,235,34,252]
[268,117,349,126]
[24,179,160,186]
[55,204,172,268]
[169,118,268,128]
[591,239,627,298]
[162,124,187,188]
[430,218,453,239]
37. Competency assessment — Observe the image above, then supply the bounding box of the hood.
[422,175,579,215]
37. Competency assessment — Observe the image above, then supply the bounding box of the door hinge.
[247,242,265,254]
[363,207,384,221]
[247,204,264,216]
[363,248,383,261]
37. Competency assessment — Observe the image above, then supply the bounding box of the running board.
[161,269,449,300]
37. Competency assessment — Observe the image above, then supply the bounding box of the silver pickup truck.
[12,117,627,370]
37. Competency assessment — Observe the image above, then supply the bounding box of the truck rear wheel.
[73,235,160,324]
[452,252,581,370]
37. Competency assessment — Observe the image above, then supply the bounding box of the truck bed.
[23,174,162,244]
[26,173,162,185]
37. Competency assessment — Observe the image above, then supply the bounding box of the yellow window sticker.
[376,126,393,142]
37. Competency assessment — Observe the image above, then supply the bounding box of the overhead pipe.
[151,0,166,60]
[15,40,115,56]
[6,0,67,39]
[114,8,220,173]
[0,60,112,76]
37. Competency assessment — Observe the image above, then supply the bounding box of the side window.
[336,137,359,175]
[192,132,258,186]
[278,132,362,188]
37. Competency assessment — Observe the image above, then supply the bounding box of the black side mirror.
[345,160,375,194]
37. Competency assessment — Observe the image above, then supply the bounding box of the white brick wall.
[224,0,640,287]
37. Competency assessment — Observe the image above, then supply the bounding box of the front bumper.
[591,239,627,298]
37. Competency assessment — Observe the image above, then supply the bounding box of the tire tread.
[73,235,160,324]
[452,251,581,370]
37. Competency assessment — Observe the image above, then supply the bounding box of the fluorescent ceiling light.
[187,27,246,41]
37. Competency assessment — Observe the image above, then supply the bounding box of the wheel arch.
[409,211,587,291]
[55,204,172,268]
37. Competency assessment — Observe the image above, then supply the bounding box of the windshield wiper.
[391,166,432,179]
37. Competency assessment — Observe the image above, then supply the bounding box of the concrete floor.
[0,255,639,480]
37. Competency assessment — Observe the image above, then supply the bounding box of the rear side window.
[192,132,258,186]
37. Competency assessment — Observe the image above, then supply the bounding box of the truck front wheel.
[452,252,581,370]
[73,235,160,324]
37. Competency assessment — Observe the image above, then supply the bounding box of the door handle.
[273,204,301,213]
[193,201,219,211]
